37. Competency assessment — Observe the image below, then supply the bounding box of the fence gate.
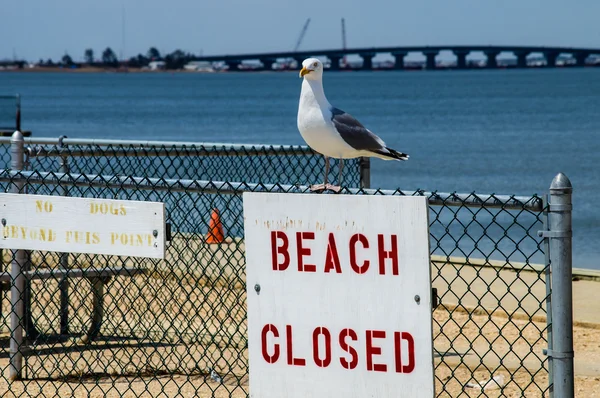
[0,132,575,397]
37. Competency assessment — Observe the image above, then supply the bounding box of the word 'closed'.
[260,323,415,373]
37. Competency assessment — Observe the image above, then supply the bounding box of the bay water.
[1,69,599,269]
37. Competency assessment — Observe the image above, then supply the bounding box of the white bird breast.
[297,108,358,159]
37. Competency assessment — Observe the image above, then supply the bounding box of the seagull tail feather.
[373,147,409,161]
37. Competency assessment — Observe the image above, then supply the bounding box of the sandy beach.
[0,241,597,397]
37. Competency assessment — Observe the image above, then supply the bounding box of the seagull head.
[299,58,323,80]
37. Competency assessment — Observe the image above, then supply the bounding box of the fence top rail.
[24,143,316,158]
[0,170,544,211]
[0,136,316,155]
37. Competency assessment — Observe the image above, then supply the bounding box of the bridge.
[192,45,600,71]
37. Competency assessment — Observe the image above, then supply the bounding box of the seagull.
[297,57,409,192]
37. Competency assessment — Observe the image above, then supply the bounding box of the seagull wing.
[330,107,409,161]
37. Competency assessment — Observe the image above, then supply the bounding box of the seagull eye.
[313,62,318,67]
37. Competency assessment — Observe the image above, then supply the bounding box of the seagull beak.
[299,67,311,78]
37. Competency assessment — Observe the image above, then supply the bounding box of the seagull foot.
[325,184,342,193]
[309,183,327,193]
[309,183,343,193]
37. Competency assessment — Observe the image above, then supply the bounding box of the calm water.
[1,69,599,269]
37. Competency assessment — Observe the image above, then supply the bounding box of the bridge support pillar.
[514,51,529,68]
[226,60,241,71]
[260,58,276,71]
[545,52,560,67]
[485,51,500,68]
[328,55,342,70]
[574,52,589,67]
[391,52,407,70]
[423,51,438,70]
[361,53,375,70]
[453,50,469,69]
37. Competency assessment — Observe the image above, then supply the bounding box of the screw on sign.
[244,193,435,398]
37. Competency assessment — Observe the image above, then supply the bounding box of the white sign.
[243,193,434,398]
[0,193,166,259]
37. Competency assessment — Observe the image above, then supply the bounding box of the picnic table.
[0,257,145,343]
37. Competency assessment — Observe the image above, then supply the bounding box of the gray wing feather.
[330,107,385,151]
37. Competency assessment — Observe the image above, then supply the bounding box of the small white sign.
[243,193,434,398]
[0,193,165,259]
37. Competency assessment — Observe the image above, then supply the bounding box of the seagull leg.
[325,156,330,185]
[325,158,343,193]
[310,156,330,192]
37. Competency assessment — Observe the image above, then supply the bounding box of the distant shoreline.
[2,64,599,74]
[0,66,223,74]
[0,66,314,74]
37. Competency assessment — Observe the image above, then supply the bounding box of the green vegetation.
[35,47,197,70]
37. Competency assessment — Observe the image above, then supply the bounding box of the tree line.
[39,47,197,70]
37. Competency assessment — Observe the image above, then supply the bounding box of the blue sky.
[2,0,599,61]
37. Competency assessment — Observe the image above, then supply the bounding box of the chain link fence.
[0,138,364,186]
[0,135,566,397]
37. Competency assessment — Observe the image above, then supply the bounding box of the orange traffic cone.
[206,208,225,244]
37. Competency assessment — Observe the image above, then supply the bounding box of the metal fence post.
[16,94,21,132]
[58,136,70,335]
[9,130,26,381]
[548,172,574,397]
[359,156,370,189]
[542,195,553,397]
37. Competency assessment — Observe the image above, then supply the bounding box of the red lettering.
[394,331,416,373]
[402,332,415,373]
[271,231,290,271]
[296,232,316,272]
[377,234,398,275]
[261,324,280,364]
[339,328,358,370]
[324,233,342,273]
[366,330,387,372]
[394,331,401,372]
[286,325,306,366]
[312,327,332,367]
[349,234,370,274]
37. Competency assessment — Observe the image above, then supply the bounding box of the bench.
[0,266,145,343]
